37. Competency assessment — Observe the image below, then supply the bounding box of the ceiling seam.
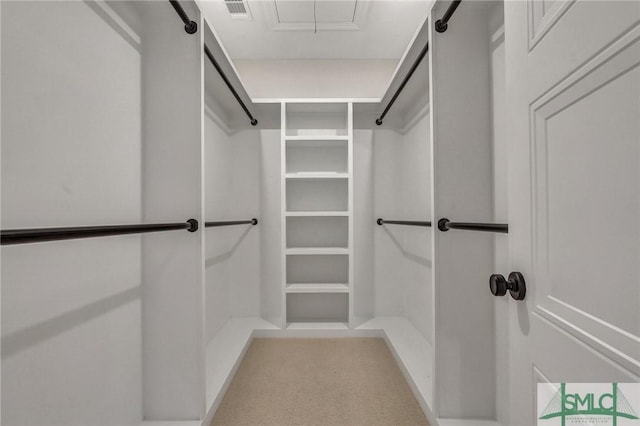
[273,0,281,24]
[352,0,358,23]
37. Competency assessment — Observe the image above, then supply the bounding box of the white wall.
[204,113,262,341]
[353,130,375,324]
[227,130,261,317]
[489,4,508,424]
[140,1,204,419]
[234,59,398,100]
[204,111,233,341]
[400,113,433,343]
[373,130,405,316]
[1,3,4,421]
[370,115,432,334]
[430,0,496,419]
[259,129,283,326]
[1,2,142,424]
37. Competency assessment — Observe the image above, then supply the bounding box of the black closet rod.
[437,218,507,233]
[435,0,462,33]
[205,218,258,228]
[377,218,431,227]
[1,219,199,245]
[375,42,429,126]
[204,45,258,126]
[169,0,198,34]
[168,1,257,126]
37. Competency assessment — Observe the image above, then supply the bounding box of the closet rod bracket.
[187,219,199,232]
[438,218,451,232]
[184,21,198,34]
[434,20,448,33]
[434,0,462,33]
[169,0,198,34]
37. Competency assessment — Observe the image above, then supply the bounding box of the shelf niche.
[286,216,348,249]
[286,293,349,323]
[286,179,348,212]
[286,254,349,284]
[286,140,348,174]
[285,103,348,137]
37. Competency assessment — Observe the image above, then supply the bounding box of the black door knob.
[489,272,526,301]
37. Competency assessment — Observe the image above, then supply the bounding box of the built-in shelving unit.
[281,102,353,328]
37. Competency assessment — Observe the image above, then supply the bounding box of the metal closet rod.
[205,218,258,228]
[374,0,461,124]
[204,45,258,126]
[375,42,429,126]
[435,0,462,33]
[169,0,198,34]
[437,218,508,233]
[1,219,199,246]
[377,218,432,227]
[168,1,257,126]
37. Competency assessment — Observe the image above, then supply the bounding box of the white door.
[505,1,640,425]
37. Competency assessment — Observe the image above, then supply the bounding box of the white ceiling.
[197,0,432,60]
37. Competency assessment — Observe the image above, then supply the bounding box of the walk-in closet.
[2,1,639,425]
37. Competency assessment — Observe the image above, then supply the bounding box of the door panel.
[506,1,640,425]
[532,313,639,384]
[528,1,639,95]
[533,27,640,338]
[528,0,575,51]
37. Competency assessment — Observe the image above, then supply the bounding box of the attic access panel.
[273,0,359,30]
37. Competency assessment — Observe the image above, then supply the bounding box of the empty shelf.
[286,283,349,293]
[285,172,349,179]
[286,247,349,255]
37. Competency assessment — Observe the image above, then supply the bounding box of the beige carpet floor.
[210,338,430,426]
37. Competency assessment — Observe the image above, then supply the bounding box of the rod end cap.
[187,219,199,232]
[377,218,384,226]
[185,21,198,34]
[437,218,450,232]
[251,118,258,126]
[435,19,448,33]
[251,218,258,225]
[375,118,383,126]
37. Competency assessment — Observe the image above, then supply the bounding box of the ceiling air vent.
[225,0,252,20]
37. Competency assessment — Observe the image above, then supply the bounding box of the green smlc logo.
[539,383,639,425]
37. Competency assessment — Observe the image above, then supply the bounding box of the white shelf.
[286,247,349,255]
[286,283,349,293]
[286,322,349,330]
[285,172,348,179]
[285,211,349,217]
[285,135,349,141]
